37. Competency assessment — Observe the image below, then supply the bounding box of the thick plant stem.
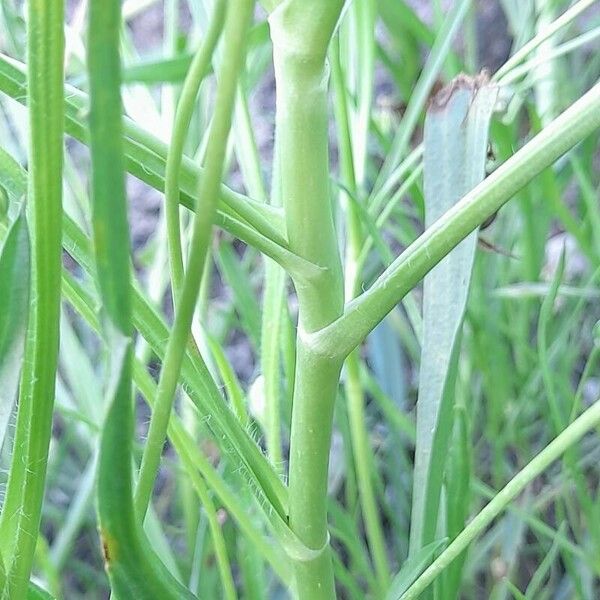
[288,345,343,598]
[270,2,345,597]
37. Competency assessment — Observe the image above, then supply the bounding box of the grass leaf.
[409,75,498,555]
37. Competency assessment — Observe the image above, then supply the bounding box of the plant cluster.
[0,0,599,598]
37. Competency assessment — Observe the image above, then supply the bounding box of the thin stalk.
[270,2,345,597]
[135,0,255,520]
[310,80,600,361]
[331,35,390,593]
[400,397,600,600]
[134,366,238,600]
[164,0,226,303]
[493,0,596,81]
[162,7,226,559]
[0,3,64,597]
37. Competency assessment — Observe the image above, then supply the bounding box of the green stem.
[331,35,390,593]
[270,2,345,597]
[401,397,600,600]
[288,346,343,599]
[0,3,64,597]
[164,0,226,304]
[310,80,600,361]
[134,0,255,520]
[493,0,596,81]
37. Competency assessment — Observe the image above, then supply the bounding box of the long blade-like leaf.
[87,2,195,597]
[0,4,64,596]
[409,74,498,555]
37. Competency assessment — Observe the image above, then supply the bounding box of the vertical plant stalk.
[331,35,391,593]
[0,3,64,598]
[269,2,345,597]
[134,0,255,519]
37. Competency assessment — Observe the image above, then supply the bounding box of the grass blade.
[386,539,447,600]
[0,3,64,596]
[87,2,195,597]
[409,75,498,555]
[372,0,470,196]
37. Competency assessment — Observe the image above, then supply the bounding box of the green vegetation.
[0,0,598,598]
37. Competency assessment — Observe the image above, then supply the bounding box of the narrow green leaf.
[372,0,470,196]
[206,334,248,425]
[409,75,498,555]
[443,404,472,597]
[124,52,197,83]
[0,3,65,596]
[87,1,196,597]
[399,397,600,598]
[0,211,29,450]
[0,55,302,267]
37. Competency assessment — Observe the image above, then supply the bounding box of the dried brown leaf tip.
[428,70,491,111]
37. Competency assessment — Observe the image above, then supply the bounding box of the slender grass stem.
[164,0,226,304]
[401,397,600,600]
[135,0,255,520]
[332,34,390,593]
[0,3,64,597]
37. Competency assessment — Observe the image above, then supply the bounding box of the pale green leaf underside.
[410,76,499,554]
